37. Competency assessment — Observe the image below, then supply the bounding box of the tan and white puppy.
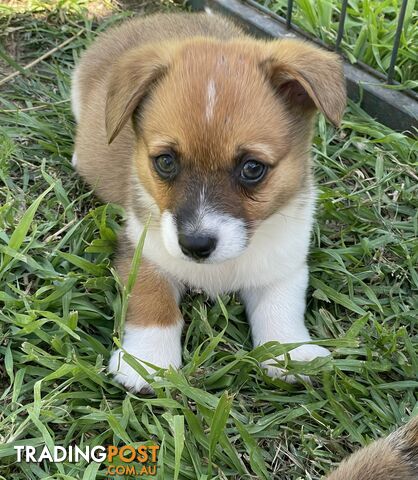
[72,13,346,392]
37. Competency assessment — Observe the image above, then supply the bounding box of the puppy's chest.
[136,230,276,295]
[126,203,314,295]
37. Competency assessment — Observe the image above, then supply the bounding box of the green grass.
[261,0,418,90]
[0,2,417,479]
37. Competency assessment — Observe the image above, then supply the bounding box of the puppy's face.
[106,38,345,263]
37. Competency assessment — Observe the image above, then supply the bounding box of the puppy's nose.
[178,234,217,260]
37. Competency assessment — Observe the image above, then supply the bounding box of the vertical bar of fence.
[286,0,294,29]
[335,0,349,51]
[387,0,408,84]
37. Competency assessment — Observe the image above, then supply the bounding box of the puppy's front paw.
[109,349,154,393]
[109,323,183,393]
[262,344,331,383]
[287,344,331,362]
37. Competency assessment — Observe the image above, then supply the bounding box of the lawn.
[0,1,417,479]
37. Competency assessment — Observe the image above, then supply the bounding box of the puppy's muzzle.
[178,233,217,260]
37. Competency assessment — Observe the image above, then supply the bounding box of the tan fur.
[115,247,180,327]
[74,13,345,214]
[74,25,418,480]
[73,12,345,330]
[73,13,243,206]
[327,416,418,479]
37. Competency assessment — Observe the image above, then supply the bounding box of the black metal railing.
[335,0,348,51]
[387,0,408,84]
[244,0,414,94]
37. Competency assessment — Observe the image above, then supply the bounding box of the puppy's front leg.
[241,264,330,381]
[109,252,183,393]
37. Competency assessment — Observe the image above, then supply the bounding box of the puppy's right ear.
[105,44,172,144]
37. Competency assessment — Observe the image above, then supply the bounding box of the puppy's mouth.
[160,210,248,264]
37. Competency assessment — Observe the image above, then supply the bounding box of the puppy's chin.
[160,211,248,264]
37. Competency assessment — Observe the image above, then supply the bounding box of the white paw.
[286,344,331,362]
[72,152,78,167]
[109,349,154,393]
[262,344,331,383]
[109,323,183,393]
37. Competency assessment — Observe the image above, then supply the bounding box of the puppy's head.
[106,37,346,263]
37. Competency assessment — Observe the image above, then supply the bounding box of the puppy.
[71,13,346,392]
[326,416,418,479]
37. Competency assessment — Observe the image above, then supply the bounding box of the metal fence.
[190,0,418,131]
[246,0,412,90]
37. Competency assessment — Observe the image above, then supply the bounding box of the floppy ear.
[262,40,346,126]
[105,44,172,144]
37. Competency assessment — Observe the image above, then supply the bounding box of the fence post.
[286,0,294,29]
[335,0,349,51]
[387,0,408,84]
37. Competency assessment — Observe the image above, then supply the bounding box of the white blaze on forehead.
[205,79,216,122]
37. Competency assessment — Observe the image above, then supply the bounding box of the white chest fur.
[126,190,315,296]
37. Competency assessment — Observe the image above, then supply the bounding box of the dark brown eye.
[153,153,178,179]
[240,159,267,184]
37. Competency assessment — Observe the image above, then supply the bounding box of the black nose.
[178,234,217,260]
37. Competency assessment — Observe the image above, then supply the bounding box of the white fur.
[241,265,330,379]
[261,344,330,382]
[127,192,315,296]
[72,153,78,167]
[124,189,328,385]
[160,210,183,258]
[131,172,161,218]
[109,322,183,392]
[205,79,216,122]
[159,209,247,264]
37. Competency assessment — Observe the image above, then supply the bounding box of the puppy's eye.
[153,153,177,179]
[240,159,267,184]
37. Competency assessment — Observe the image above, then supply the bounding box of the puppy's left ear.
[262,40,346,126]
[105,43,173,144]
